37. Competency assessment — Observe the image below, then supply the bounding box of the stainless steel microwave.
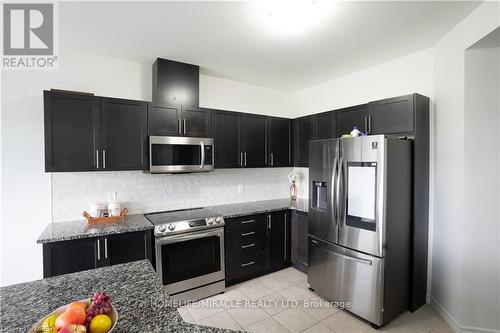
[149,136,214,173]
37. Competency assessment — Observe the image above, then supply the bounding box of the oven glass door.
[151,143,212,167]
[157,229,224,289]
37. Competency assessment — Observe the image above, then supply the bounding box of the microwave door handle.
[200,141,205,168]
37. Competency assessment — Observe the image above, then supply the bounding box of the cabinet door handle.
[241,261,255,267]
[284,213,287,261]
[102,150,106,169]
[178,118,182,135]
[267,215,271,229]
[183,119,186,135]
[242,243,255,249]
[364,117,368,133]
[96,150,99,169]
[270,153,274,167]
[97,239,101,260]
[368,115,372,133]
[241,219,255,224]
[241,231,255,236]
[244,152,247,167]
[240,152,243,167]
[104,237,108,259]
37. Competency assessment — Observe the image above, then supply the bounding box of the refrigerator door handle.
[336,157,344,230]
[331,157,338,225]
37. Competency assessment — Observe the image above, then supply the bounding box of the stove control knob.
[168,224,175,231]
[207,218,214,225]
[215,217,222,224]
[158,225,167,232]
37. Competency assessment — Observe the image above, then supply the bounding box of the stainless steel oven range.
[145,208,225,301]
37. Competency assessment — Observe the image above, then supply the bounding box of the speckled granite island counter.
[0,260,233,333]
[37,214,154,244]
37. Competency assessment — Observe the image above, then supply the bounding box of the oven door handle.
[155,228,223,246]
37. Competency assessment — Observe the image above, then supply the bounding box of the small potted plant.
[288,172,299,201]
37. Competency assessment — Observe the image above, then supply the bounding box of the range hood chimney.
[152,58,199,107]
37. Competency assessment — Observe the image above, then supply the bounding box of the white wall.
[0,49,297,287]
[200,75,295,118]
[464,44,500,331]
[431,2,500,332]
[292,48,434,116]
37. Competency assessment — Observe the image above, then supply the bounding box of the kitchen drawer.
[226,249,267,282]
[225,214,267,233]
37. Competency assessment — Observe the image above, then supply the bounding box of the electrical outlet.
[237,184,244,193]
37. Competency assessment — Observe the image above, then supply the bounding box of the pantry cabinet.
[42,230,153,278]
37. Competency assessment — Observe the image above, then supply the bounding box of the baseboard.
[430,297,500,333]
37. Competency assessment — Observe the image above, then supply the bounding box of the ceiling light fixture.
[255,0,334,38]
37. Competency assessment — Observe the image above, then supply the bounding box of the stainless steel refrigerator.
[308,135,411,327]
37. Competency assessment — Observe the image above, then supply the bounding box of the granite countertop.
[37,214,153,244]
[0,260,232,333]
[37,199,308,244]
[212,198,309,218]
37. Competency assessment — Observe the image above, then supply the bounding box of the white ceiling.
[60,1,481,91]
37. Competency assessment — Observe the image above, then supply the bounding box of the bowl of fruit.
[29,290,117,333]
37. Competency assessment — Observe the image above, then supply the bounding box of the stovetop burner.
[145,207,224,237]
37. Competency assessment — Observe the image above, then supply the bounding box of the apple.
[55,308,86,330]
[59,324,87,333]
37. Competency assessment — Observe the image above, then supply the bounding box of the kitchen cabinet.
[293,115,314,167]
[44,90,100,172]
[212,111,240,168]
[369,94,414,135]
[100,98,147,171]
[225,214,269,285]
[148,103,181,136]
[181,106,211,137]
[239,114,268,167]
[336,104,370,136]
[148,104,210,138]
[268,118,292,167]
[314,111,336,139]
[291,210,308,273]
[44,90,148,172]
[152,58,199,107]
[268,210,291,272]
[42,230,153,278]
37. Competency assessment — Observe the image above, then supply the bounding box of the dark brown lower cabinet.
[42,230,153,278]
[225,210,291,286]
[291,211,308,273]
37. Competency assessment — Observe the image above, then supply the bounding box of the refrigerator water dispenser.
[312,181,327,210]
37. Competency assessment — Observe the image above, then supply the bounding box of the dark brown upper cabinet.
[181,106,211,137]
[100,98,147,171]
[152,58,199,107]
[147,103,181,136]
[212,110,240,168]
[369,94,415,135]
[239,114,267,167]
[336,104,370,136]
[268,118,292,167]
[44,90,147,172]
[44,90,100,172]
[314,111,336,139]
[293,115,314,167]
[148,103,211,138]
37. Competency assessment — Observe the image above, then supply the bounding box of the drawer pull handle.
[241,231,255,236]
[242,261,255,267]
[241,219,255,224]
[242,243,255,249]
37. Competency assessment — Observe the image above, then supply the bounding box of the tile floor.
[177,267,452,333]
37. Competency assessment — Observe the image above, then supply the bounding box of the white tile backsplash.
[51,168,296,222]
